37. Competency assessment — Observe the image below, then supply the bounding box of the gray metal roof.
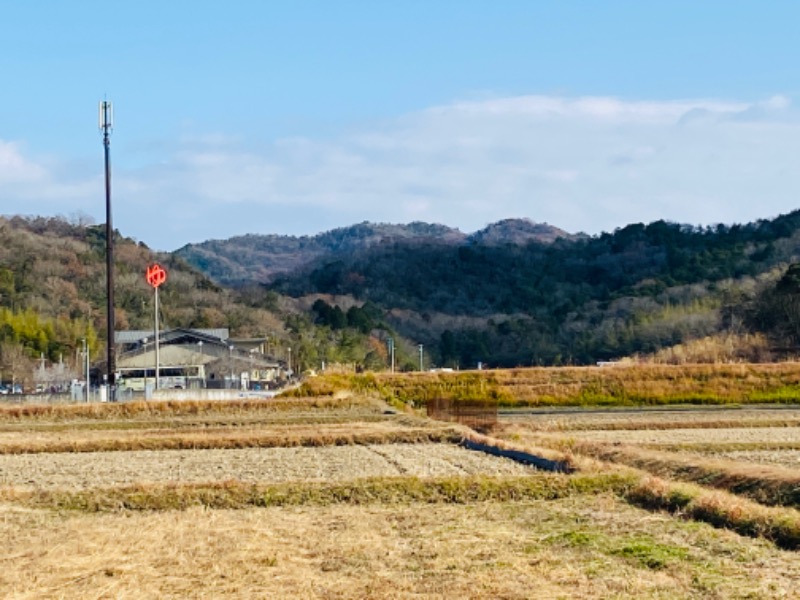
[115,328,230,344]
[117,345,218,369]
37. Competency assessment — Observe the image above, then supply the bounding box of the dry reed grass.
[645,333,772,364]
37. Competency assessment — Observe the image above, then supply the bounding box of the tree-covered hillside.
[6,211,800,381]
[266,212,800,367]
[0,216,285,388]
[0,215,414,386]
[174,219,571,286]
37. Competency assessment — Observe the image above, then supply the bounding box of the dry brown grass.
[502,407,800,432]
[0,447,541,491]
[0,396,375,422]
[0,421,461,454]
[2,494,799,599]
[468,362,800,405]
[532,426,800,446]
[5,389,800,597]
[711,449,800,469]
[297,362,800,407]
[625,475,800,550]
[0,473,631,511]
[568,442,800,510]
[494,408,800,541]
[496,416,800,510]
[645,333,772,364]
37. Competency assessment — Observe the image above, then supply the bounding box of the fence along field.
[2,368,800,598]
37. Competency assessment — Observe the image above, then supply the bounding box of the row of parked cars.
[0,384,24,394]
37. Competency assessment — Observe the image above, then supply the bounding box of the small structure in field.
[427,398,498,431]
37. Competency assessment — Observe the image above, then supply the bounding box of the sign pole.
[155,284,160,390]
[145,263,167,394]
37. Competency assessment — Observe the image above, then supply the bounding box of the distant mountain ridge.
[469,219,573,245]
[5,211,800,371]
[175,219,573,285]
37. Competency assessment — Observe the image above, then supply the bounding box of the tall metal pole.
[154,285,160,390]
[99,100,115,395]
[418,344,424,372]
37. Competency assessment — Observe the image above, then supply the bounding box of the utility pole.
[418,344,424,372]
[387,338,395,373]
[82,338,90,402]
[99,100,115,397]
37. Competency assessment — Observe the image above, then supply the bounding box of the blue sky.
[2,1,800,250]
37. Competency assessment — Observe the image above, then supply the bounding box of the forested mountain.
[5,210,800,380]
[263,211,800,368]
[174,219,572,286]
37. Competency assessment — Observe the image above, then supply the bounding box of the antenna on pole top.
[99,98,116,399]
[98,100,113,133]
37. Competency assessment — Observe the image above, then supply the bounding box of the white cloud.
[3,94,800,250]
[0,141,48,184]
[436,95,749,123]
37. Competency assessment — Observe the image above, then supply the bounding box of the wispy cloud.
[2,94,799,250]
[0,141,47,184]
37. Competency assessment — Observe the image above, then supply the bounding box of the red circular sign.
[146,263,167,288]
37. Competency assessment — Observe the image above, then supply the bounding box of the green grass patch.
[545,528,690,570]
[610,537,689,570]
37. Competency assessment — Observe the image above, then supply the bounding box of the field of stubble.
[1,396,799,599]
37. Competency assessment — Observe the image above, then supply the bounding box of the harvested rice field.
[532,426,800,446]
[0,443,533,490]
[496,404,800,513]
[2,395,800,598]
[500,406,800,431]
[0,420,459,454]
[4,495,800,599]
[697,449,800,469]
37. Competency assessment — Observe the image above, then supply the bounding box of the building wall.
[152,388,279,401]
